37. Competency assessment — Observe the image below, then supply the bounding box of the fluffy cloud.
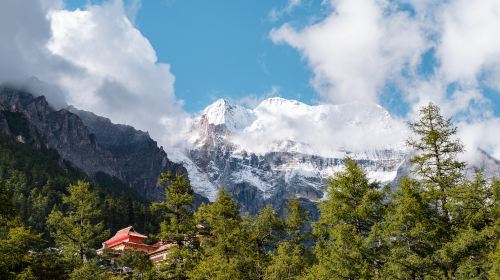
[271,0,500,159]
[230,100,408,157]
[270,0,427,104]
[0,0,73,90]
[439,0,500,88]
[47,0,186,144]
[0,0,187,147]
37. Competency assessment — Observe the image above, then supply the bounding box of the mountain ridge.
[0,86,187,201]
[173,97,500,214]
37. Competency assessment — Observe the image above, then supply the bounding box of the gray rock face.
[180,99,500,215]
[0,87,186,200]
[183,117,406,214]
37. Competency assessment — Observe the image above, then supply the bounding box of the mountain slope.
[0,86,186,200]
[173,98,409,213]
[174,98,500,214]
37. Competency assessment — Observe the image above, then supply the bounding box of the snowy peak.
[255,97,310,114]
[202,99,255,131]
[194,97,408,157]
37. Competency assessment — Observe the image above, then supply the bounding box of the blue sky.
[66,0,331,112]
[60,0,500,120]
[2,0,500,157]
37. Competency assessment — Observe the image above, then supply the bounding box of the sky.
[65,0,327,112]
[1,0,500,160]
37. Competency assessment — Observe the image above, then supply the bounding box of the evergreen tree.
[152,172,198,279]
[116,251,152,279]
[46,181,109,262]
[489,179,500,279]
[68,261,106,280]
[407,102,465,220]
[189,189,252,280]
[0,185,16,225]
[154,172,196,245]
[243,205,284,279]
[405,103,498,278]
[265,197,311,280]
[305,158,387,279]
[439,172,498,279]
[0,225,44,279]
[381,178,440,279]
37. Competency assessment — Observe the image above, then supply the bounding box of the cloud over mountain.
[270,0,500,160]
[0,0,186,146]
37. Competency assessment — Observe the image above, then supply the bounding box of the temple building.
[97,226,173,264]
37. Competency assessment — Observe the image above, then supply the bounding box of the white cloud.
[271,0,427,104]
[0,0,73,88]
[458,118,500,162]
[48,0,182,135]
[269,0,303,22]
[236,85,281,108]
[270,0,500,160]
[0,0,187,148]
[438,0,500,88]
[198,98,409,157]
[124,0,142,24]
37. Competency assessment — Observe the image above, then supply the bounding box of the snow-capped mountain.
[171,98,410,213]
[171,97,500,214]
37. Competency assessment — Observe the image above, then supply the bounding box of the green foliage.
[68,261,106,280]
[154,172,196,245]
[306,158,387,279]
[46,181,109,261]
[1,103,499,280]
[0,226,43,280]
[189,189,254,279]
[264,198,311,280]
[381,178,439,279]
[116,250,152,277]
[243,205,285,279]
[407,102,465,218]
[153,172,199,279]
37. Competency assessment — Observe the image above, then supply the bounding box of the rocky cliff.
[0,86,186,200]
[173,98,500,214]
[172,98,409,214]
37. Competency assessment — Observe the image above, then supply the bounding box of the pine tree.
[284,197,308,243]
[154,172,196,245]
[243,205,284,279]
[68,261,106,280]
[115,250,152,278]
[46,181,109,262]
[264,197,311,280]
[489,179,500,279]
[405,103,498,278]
[407,102,465,221]
[438,172,498,279]
[189,189,252,280]
[0,225,44,279]
[152,172,198,279]
[381,178,440,279]
[305,158,387,279]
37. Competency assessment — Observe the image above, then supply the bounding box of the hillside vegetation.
[0,103,499,279]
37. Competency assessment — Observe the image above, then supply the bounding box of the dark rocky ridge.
[0,87,187,201]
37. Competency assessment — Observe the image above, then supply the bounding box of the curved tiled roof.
[103,226,148,246]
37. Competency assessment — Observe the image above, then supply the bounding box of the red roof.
[103,226,148,247]
[115,226,148,238]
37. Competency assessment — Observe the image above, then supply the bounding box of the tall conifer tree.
[265,197,311,280]
[46,181,108,262]
[305,158,387,279]
[153,172,198,279]
[189,189,252,280]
